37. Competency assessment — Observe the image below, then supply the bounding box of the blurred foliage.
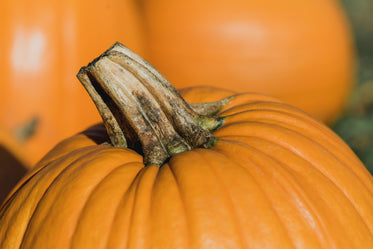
[333,0,373,172]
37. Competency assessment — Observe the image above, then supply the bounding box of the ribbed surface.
[1,91,373,248]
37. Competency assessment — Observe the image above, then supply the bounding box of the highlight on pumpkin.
[0,43,372,249]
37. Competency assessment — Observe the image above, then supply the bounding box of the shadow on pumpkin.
[0,145,28,204]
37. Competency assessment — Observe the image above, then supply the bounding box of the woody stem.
[77,42,226,166]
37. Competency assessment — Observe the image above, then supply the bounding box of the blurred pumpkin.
[0,126,29,204]
[0,0,145,164]
[1,43,372,249]
[141,0,356,124]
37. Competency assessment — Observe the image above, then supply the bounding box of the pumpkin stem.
[77,42,227,166]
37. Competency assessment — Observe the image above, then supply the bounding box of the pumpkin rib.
[212,139,331,248]
[20,148,137,248]
[69,162,143,249]
[220,101,364,166]
[220,101,362,162]
[259,122,373,204]
[219,122,373,217]
[105,169,140,249]
[220,99,357,154]
[103,164,144,249]
[103,155,146,249]
[19,150,90,248]
[166,161,192,248]
[221,107,367,176]
[216,120,373,197]
[70,165,117,249]
[0,146,102,249]
[214,138,372,248]
[220,101,358,156]
[123,167,144,249]
[0,163,45,215]
[197,150,247,249]
[218,94,283,110]
[167,152,213,248]
[0,164,45,248]
[219,135,373,238]
[0,145,100,208]
[220,101,300,117]
[108,166,158,249]
[176,149,295,248]
[35,140,104,172]
[216,114,373,224]
[129,165,160,249]
[167,150,248,248]
[149,163,191,248]
[247,136,373,243]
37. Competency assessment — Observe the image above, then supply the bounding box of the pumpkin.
[0,126,29,204]
[0,0,145,164]
[1,43,372,249]
[141,0,355,124]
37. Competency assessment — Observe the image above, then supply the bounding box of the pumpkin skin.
[141,0,355,124]
[1,87,373,249]
[0,0,145,164]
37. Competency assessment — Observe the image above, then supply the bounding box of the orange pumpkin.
[0,126,29,204]
[141,0,355,124]
[0,0,145,164]
[0,43,372,249]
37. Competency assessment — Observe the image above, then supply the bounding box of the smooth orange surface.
[1,87,372,249]
[142,0,355,124]
[0,0,145,165]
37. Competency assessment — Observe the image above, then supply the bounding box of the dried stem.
[77,42,229,166]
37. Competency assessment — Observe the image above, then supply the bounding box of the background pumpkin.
[0,44,372,249]
[140,0,355,124]
[0,0,145,165]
